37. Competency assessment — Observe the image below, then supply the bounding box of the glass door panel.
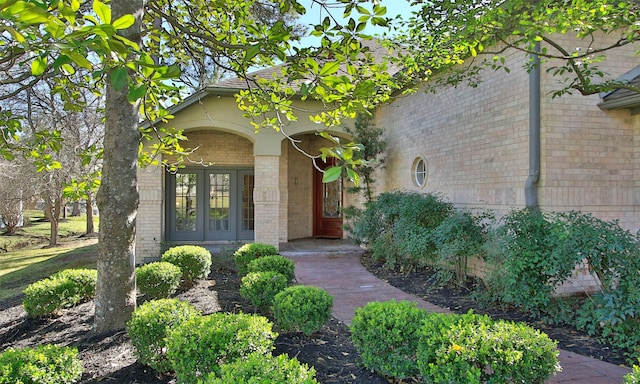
[241,173,255,231]
[208,173,231,232]
[322,178,341,218]
[175,173,198,231]
[168,171,203,241]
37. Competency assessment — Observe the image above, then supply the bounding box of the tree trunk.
[86,193,94,234]
[93,0,143,334]
[71,201,81,217]
[44,197,59,247]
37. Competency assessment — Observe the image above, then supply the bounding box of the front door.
[167,168,254,241]
[313,160,343,238]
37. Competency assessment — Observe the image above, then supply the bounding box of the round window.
[413,157,427,188]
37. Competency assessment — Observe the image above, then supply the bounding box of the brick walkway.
[280,239,631,384]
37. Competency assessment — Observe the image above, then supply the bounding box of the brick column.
[253,155,281,250]
[136,166,164,264]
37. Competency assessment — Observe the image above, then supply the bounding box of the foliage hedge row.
[0,345,83,384]
[350,301,560,383]
[348,191,640,363]
[125,243,331,382]
[126,297,322,383]
[23,268,97,318]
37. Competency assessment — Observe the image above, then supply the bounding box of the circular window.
[413,157,428,188]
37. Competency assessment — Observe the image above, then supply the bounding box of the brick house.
[135,34,639,264]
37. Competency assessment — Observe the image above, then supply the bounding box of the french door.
[313,160,343,238]
[167,168,254,241]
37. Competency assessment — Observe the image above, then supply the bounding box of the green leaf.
[128,83,147,102]
[93,0,111,23]
[8,1,49,24]
[322,166,342,183]
[353,80,375,98]
[66,51,93,69]
[112,14,134,29]
[111,67,128,91]
[319,61,340,76]
[245,44,261,62]
[31,56,47,76]
[346,168,361,186]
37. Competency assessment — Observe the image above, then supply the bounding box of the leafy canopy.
[391,0,640,97]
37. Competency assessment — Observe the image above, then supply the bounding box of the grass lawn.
[0,212,99,300]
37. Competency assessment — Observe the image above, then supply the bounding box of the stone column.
[253,155,281,249]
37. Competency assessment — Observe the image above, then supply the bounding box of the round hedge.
[166,312,277,383]
[136,261,182,300]
[126,298,201,373]
[161,245,212,285]
[350,300,429,379]
[246,255,295,283]
[273,285,333,336]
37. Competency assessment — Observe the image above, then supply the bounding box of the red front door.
[313,160,343,238]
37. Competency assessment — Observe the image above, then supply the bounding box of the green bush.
[246,255,295,283]
[418,315,560,384]
[240,271,289,312]
[201,352,318,384]
[350,300,429,379]
[127,298,201,373]
[347,191,454,271]
[0,344,83,384]
[23,268,97,318]
[166,312,277,383]
[161,245,212,286]
[136,261,182,300]
[485,208,576,317]
[273,285,333,336]
[558,212,640,363]
[416,310,493,373]
[432,210,491,285]
[623,359,640,384]
[233,243,279,277]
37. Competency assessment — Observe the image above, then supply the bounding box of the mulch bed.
[0,252,628,383]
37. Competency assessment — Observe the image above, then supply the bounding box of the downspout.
[525,42,541,208]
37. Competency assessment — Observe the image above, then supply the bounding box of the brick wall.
[164,130,254,166]
[375,33,639,295]
[538,33,639,232]
[376,47,530,218]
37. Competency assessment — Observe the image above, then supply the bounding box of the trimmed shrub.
[623,360,640,384]
[166,312,277,383]
[418,313,560,384]
[350,300,429,379]
[273,285,333,336]
[432,210,491,285]
[161,245,212,285]
[246,255,295,283]
[201,352,319,384]
[127,298,201,373]
[23,269,97,318]
[0,344,83,384]
[347,191,454,271]
[240,271,289,312]
[136,261,182,299]
[416,310,493,373]
[485,208,575,316]
[233,243,279,277]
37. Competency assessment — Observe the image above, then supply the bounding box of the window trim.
[412,157,428,188]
